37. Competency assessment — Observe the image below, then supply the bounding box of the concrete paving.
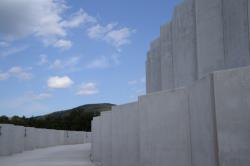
[0,144,95,166]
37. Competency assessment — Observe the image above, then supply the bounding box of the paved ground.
[0,144,95,166]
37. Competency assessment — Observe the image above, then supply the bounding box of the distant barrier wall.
[0,125,91,156]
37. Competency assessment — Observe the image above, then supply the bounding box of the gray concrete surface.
[139,88,191,166]
[213,67,250,166]
[0,144,94,166]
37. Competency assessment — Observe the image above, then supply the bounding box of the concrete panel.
[223,0,250,68]
[139,88,191,166]
[146,56,153,93]
[11,125,25,154]
[111,107,124,166]
[24,127,36,151]
[195,0,225,78]
[188,75,218,166]
[101,111,112,166]
[112,103,138,166]
[94,117,101,164]
[172,1,197,88]
[148,38,162,93]
[0,124,14,156]
[213,66,250,166]
[160,22,174,91]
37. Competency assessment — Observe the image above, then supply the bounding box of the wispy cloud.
[0,45,28,57]
[53,39,72,50]
[47,76,74,89]
[77,82,99,96]
[86,56,110,69]
[38,54,49,65]
[0,66,32,81]
[50,56,80,70]
[128,77,145,86]
[87,23,135,50]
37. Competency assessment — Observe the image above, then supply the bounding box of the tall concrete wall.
[172,0,197,88]
[0,124,89,156]
[146,0,250,93]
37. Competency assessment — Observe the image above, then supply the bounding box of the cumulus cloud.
[0,66,32,81]
[0,1,95,50]
[77,82,99,96]
[87,23,135,49]
[47,76,74,88]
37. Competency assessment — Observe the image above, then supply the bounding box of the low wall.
[91,66,250,166]
[0,124,91,156]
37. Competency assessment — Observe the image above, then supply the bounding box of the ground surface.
[0,144,95,166]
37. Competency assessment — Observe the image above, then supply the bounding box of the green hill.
[0,103,114,131]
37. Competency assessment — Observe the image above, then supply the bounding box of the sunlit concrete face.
[146,0,250,94]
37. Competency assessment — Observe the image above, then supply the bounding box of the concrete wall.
[213,67,250,165]
[146,0,250,93]
[0,124,89,156]
[139,88,191,166]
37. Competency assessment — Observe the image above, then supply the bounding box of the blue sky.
[0,0,181,117]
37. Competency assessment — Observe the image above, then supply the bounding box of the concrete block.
[223,0,250,69]
[172,1,197,88]
[139,88,191,166]
[188,75,218,166]
[11,125,25,154]
[93,117,101,164]
[195,0,225,78]
[24,127,37,151]
[0,124,14,156]
[101,111,112,166]
[160,22,174,91]
[213,66,250,165]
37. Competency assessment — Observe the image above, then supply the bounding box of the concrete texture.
[139,88,191,166]
[24,127,36,151]
[111,103,139,166]
[100,111,112,166]
[223,0,250,69]
[0,124,14,156]
[11,126,25,154]
[188,75,218,166]
[213,67,250,166]
[0,144,94,166]
[160,22,174,90]
[172,0,197,88]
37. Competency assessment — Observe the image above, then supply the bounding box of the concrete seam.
[187,92,193,166]
[193,0,198,81]
[221,0,226,67]
[247,0,250,58]
[210,74,220,166]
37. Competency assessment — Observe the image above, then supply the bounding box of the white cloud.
[47,76,74,89]
[128,80,138,85]
[87,23,135,49]
[0,45,28,57]
[77,82,99,96]
[61,9,96,28]
[53,39,72,50]
[0,66,32,81]
[0,1,96,50]
[38,54,48,65]
[50,56,80,70]
[9,66,33,80]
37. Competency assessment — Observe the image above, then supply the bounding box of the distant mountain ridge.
[0,103,115,131]
[36,103,115,119]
